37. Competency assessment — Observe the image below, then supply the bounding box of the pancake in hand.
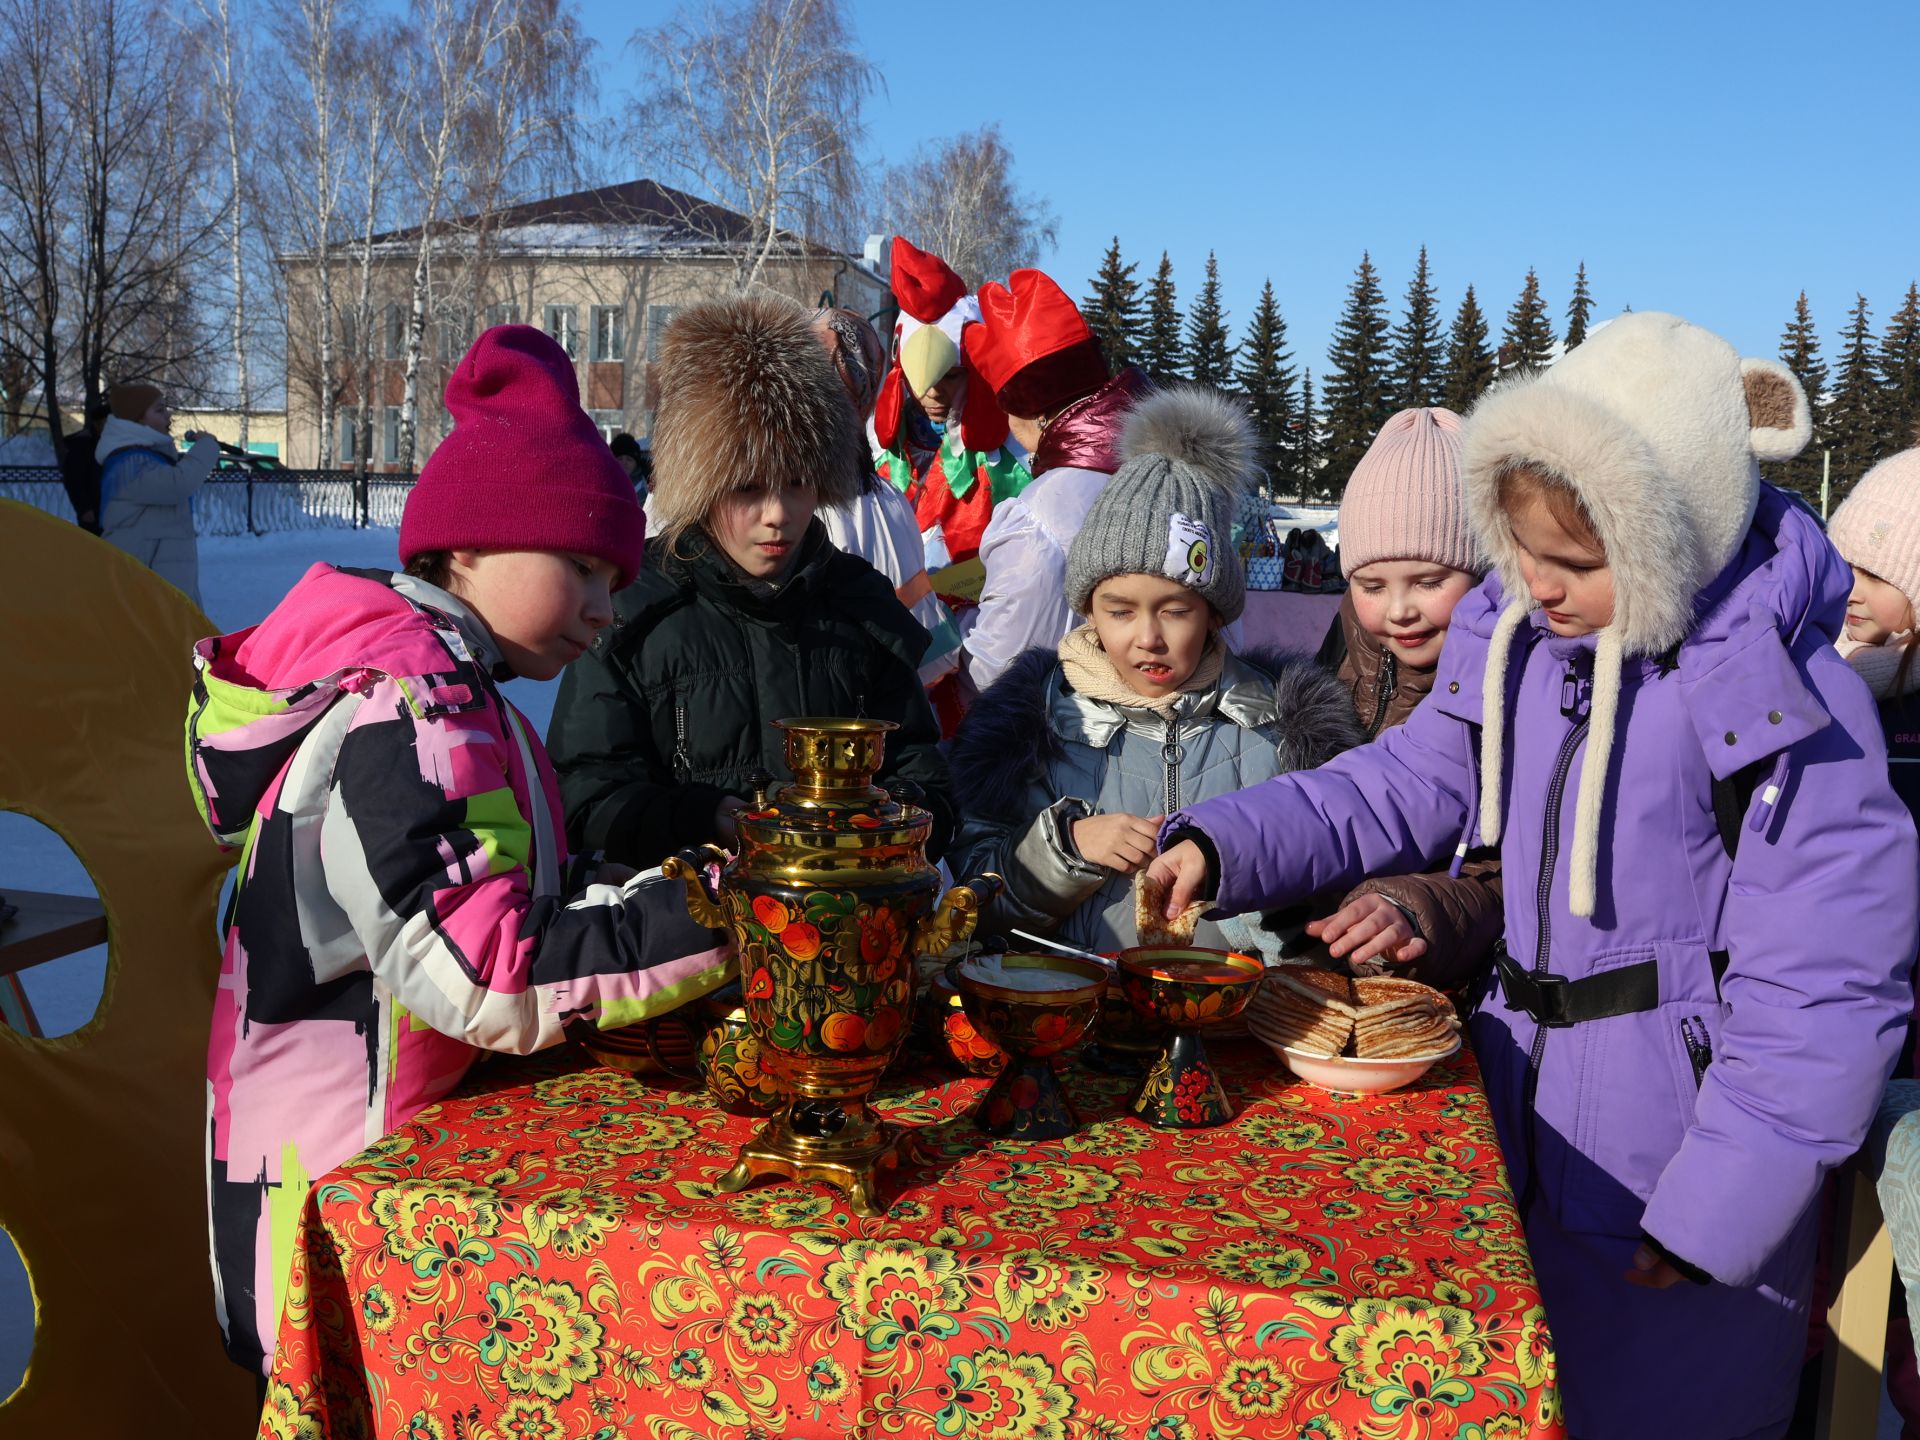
[1134,869,1209,948]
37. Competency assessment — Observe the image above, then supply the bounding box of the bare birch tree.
[0,0,75,450]
[393,0,591,471]
[878,124,1058,289]
[339,18,407,475]
[190,0,256,446]
[68,0,224,402]
[266,0,353,464]
[631,0,876,292]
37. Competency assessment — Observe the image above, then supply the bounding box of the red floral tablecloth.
[262,1043,1561,1440]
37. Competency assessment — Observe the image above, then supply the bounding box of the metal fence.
[0,465,417,535]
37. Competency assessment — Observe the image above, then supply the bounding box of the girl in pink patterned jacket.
[184,326,733,1375]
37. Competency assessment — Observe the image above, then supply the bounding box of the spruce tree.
[1880,282,1920,455]
[1296,366,1323,500]
[1501,268,1556,373]
[1772,292,1829,501]
[1141,252,1186,384]
[1184,251,1236,387]
[1826,293,1883,501]
[1081,237,1143,375]
[1564,262,1594,352]
[1321,251,1393,498]
[1441,285,1496,412]
[1233,279,1297,481]
[1386,245,1444,410]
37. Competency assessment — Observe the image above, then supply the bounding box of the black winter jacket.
[547,523,954,868]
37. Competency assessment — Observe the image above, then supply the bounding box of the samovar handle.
[915,873,1005,956]
[661,845,729,931]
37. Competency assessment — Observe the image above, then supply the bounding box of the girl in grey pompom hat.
[944,387,1366,956]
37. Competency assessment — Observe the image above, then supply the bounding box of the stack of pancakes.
[1246,968,1458,1060]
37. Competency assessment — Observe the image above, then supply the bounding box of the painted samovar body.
[663,717,994,1215]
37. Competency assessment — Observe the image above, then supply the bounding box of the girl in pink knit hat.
[182,324,733,1380]
[1825,444,1920,1438]
[1831,447,1920,729]
[1308,407,1498,989]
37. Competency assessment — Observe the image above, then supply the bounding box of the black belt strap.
[1495,950,1661,1028]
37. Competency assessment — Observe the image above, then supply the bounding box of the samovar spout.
[661,845,729,931]
[914,874,1004,957]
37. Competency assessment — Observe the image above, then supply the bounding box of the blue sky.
[574,0,1920,372]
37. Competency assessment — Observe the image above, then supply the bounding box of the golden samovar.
[663,717,996,1216]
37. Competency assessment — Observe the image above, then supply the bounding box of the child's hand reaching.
[1307,892,1428,970]
[1145,839,1212,917]
[1072,812,1164,874]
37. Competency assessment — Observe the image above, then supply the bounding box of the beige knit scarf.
[1842,634,1920,701]
[1057,624,1226,716]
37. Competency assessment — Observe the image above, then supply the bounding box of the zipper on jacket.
[1516,665,1590,1218]
[1367,650,1398,738]
[1680,1016,1713,1089]
[1162,714,1184,816]
[670,681,692,782]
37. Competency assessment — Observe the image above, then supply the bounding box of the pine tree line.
[1081,243,1603,501]
[1768,285,1920,508]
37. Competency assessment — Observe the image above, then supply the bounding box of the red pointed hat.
[874,235,1009,452]
[968,268,1108,418]
[891,236,968,324]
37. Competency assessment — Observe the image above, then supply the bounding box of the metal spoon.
[1007,928,1112,966]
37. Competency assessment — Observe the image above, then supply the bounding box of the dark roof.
[362,178,801,253]
[475,178,752,242]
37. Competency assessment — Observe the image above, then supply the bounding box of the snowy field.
[0,525,563,1397]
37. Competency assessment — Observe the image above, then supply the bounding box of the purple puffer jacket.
[1168,486,1919,1438]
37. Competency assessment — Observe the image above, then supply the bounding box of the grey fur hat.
[1065,386,1257,620]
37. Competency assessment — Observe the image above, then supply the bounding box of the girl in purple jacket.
[1150,313,1919,1438]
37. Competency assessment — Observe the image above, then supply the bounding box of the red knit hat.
[969,269,1107,418]
[400,324,646,588]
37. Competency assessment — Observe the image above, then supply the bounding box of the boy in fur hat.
[946,387,1361,955]
[1149,312,1919,1438]
[546,295,955,867]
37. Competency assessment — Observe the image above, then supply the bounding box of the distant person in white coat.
[961,269,1150,691]
[96,383,217,605]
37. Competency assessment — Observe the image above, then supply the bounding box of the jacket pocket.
[1551,947,1700,1237]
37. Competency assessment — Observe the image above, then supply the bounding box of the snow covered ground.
[0,524,565,1397]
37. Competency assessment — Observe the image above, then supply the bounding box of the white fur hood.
[1459,311,1812,659]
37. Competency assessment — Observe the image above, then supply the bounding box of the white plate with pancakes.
[1245,967,1460,1095]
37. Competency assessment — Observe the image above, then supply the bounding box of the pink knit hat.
[1337,406,1480,578]
[1829,446,1920,625]
[400,324,646,588]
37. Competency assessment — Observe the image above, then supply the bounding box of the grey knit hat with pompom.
[1065,386,1257,620]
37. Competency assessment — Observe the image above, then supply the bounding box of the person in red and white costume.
[873,237,1031,569]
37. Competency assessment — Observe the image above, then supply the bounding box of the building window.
[437,304,472,362]
[590,306,624,362]
[338,406,357,463]
[383,406,402,465]
[485,302,521,330]
[384,303,407,359]
[588,409,624,444]
[339,309,357,360]
[646,305,680,363]
[544,304,578,359]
